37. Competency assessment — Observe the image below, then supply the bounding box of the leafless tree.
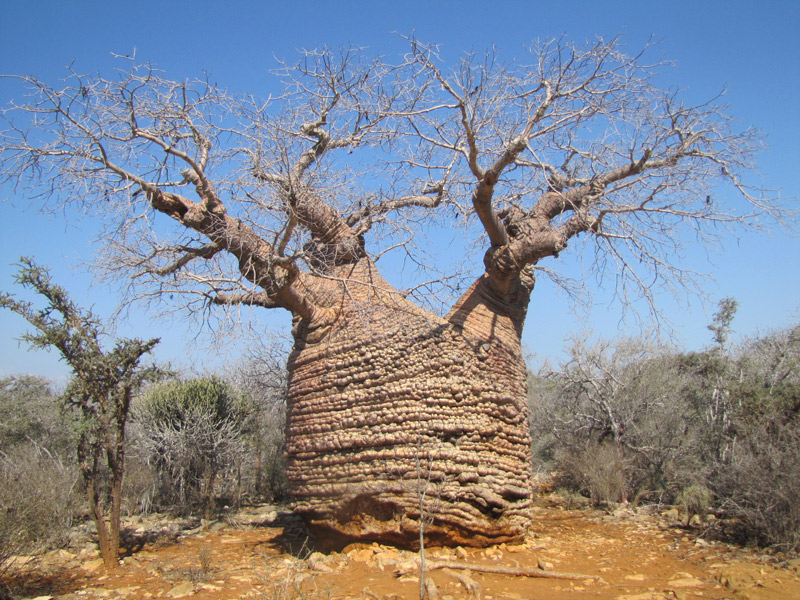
[530,334,694,503]
[225,340,290,502]
[0,37,785,546]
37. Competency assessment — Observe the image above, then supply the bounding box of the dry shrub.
[557,443,630,506]
[134,377,246,518]
[677,484,713,525]
[713,417,800,550]
[0,444,82,561]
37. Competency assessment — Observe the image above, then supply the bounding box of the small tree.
[135,377,246,519]
[226,346,290,503]
[0,258,161,570]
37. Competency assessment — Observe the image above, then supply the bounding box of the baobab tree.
[0,38,782,547]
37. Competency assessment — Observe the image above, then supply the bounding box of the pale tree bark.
[0,39,784,547]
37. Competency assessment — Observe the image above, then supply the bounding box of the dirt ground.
[5,501,800,600]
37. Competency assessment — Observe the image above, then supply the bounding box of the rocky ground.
[4,500,800,600]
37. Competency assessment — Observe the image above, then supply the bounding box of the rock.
[662,508,680,521]
[537,557,554,571]
[624,573,647,581]
[667,576,704,588]
[208,520,227,532]
[454,546,468,560]
[47,549,76,563]
[122,556,139,567]
[428,546,454,559]
[166,581,195,598]
[347,547,376,563]
[613,506,635,518]
[484,547,503,561]
[82,558,106,573]
[264,510,279,522]
[79,547,101,560]
[374,549,403,568]
[114,587,140,597]
[5,555,35,568]
[393,559,418,578]
[308,551,335,572]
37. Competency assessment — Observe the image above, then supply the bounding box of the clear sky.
[1,0,798,382]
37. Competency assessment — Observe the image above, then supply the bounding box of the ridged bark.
[285,259,533,548]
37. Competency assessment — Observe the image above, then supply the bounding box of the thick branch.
[209,290,280,308]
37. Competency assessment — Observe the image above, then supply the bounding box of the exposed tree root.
[424,576,440,599]
[443,568,481,598]
[396,560,599,581]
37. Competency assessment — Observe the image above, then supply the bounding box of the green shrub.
[134,377,246,518]
[677,484,713,526]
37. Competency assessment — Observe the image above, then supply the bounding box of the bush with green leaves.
[134,377,247,518]
[1,259,162,571]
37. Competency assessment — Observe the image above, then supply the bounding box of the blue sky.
[1,0,798,381]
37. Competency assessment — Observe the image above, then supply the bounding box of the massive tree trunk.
[285,257,534,548]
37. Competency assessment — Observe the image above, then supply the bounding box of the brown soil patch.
[4,504,800,599]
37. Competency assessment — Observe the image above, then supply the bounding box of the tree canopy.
[0,38,783,327]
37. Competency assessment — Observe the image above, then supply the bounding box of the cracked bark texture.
[286,259,534,548]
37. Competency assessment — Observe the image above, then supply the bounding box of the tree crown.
[0,39,786,330]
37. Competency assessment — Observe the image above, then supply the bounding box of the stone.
[374,549,403,568]
[82,558,106,573]
[662,508,680,521]
[114,587,140,597]
[208,520,227,532]
[308,552,335,572]
[667,576,704,588]
[347,547,376,563]
[47,549,76,562]
[166,581,195,598]
[537,558,554,571]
